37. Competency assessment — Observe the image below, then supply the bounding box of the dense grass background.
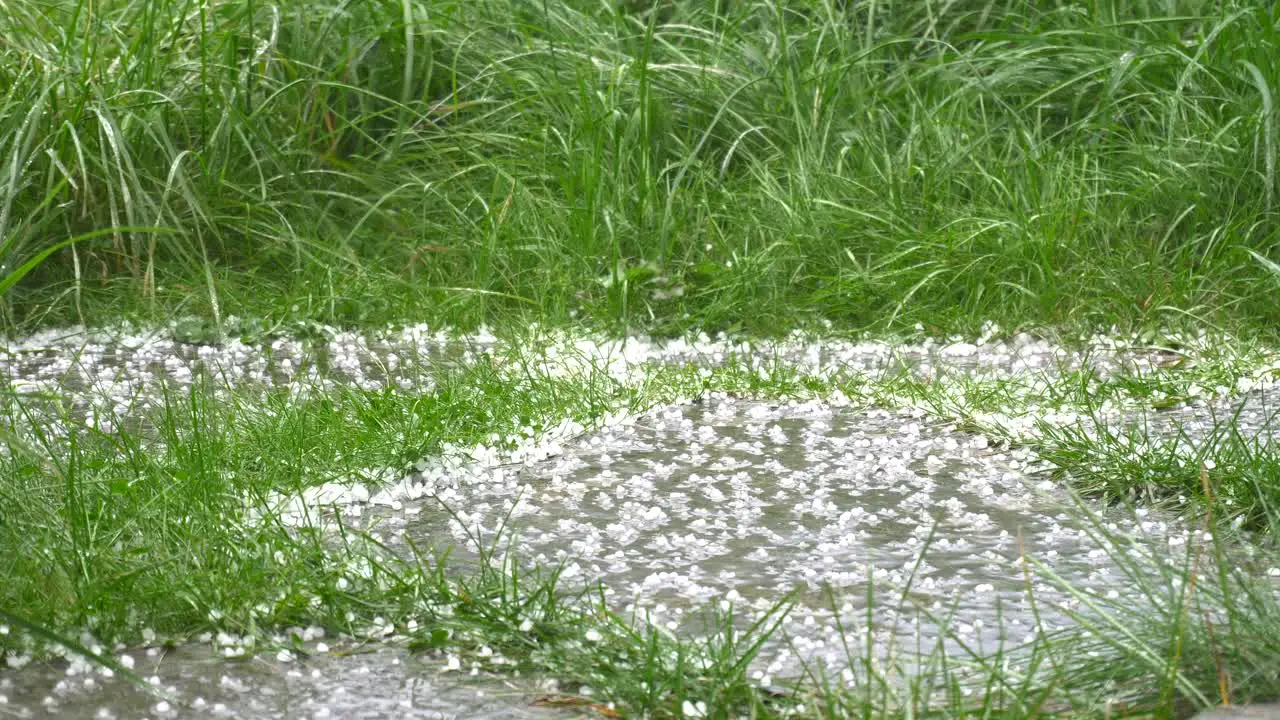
[2,0,1278,335]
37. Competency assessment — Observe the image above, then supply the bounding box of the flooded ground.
[0,644,554,719]
[3,326,1279,717]
[361,396,1262,679]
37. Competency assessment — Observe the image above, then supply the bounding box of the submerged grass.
[1021,488,1280,714]
[0,353,626,638]
[2,0,1280,337]
[1034,402,1280,527]
[3,334,1280,716]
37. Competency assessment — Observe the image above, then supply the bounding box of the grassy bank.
[3,0,1280,336]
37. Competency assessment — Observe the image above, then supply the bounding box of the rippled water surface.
[378,396,1228,678]
[0,645,552,719]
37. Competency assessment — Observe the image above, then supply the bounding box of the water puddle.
[0,644,553,719]
[354,396,1254,679]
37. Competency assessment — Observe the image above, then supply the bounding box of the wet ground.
[6,322,1272,447]
[0,323,1205,437]
[357,395,1263,680]
[3,325,1279,717]
[0,643,554,719]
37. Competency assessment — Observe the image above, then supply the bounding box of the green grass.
[1032,402,1280,523]
[0,349,626,637]
[3,0,1280,337]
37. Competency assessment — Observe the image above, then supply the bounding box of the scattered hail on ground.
[3,323,1280,717]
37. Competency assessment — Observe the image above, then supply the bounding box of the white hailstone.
[681,700,708,718]
[584,629,602,642]
[519,618,534,632]
[117,654,135,669]
[152,701,171,714]
[276,650,294,663]
[444,655,461,672]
